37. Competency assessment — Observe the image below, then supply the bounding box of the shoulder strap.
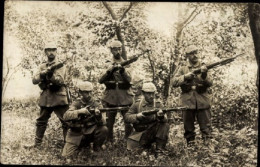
[138,97,144,113]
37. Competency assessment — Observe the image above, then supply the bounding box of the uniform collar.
[112,57,123,64]
[46,59,57,66]
[141,98,154,107]
[80,97,94,105]
[187,60,201,68]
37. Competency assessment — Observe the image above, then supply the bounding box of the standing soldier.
[26,41,69,148]
[99,40,134,143]
[125,82,170,157]
[171,45,212,147]
[62,81,108,157]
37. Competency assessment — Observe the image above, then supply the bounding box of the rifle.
[38,61,65,90]
[77,106,130,120]
[65,106,129,127]
[109,49,150,69]
[141,107,187,116]
[192,53,244,74]
[120,49,150,67]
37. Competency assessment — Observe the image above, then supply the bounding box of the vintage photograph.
[1,1,258,166]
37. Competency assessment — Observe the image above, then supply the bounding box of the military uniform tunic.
[172,60,212,140]
[32,60,69,144]
[99,57,134,141]
[125,98,169,150]
[33,60,68,107]
[62,97,108,157]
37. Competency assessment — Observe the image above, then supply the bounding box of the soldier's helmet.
[185,45,198,54]
[109,40,122,48]
[78,81,93,91]
[142,82,157,92]
[44,42,57,50]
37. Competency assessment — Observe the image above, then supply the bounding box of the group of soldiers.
[25,40,213,158]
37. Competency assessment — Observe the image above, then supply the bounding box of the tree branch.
[183,9,202,28]
[120,2,133,22]
[102,1,118,20]
[102,1,128,60]
[2,63,21,98]
[147,53,155,82]
[2,58,10,90]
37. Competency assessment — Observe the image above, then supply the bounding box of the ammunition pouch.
[196,85,207,94]
[49,84,62,92]
[38,82,47,90]
[181,83,207,94]
[105,81,131,90]
[133,124,149,132]
[180,84,192,93]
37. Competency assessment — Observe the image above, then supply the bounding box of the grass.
[0,98,258,166]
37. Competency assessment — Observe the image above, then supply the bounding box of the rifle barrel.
[193,54,243,74]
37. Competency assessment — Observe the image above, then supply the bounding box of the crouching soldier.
[62,81,108,157]
[125,82,170,156]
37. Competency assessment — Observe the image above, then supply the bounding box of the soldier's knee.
[36,120,48,127]
[99,126,108,136]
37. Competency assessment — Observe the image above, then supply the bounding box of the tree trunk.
[102,2,134,60]
[164,4,200,101]
[248,3,260,89]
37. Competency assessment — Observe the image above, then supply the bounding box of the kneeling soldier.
[125,82,170,156]
[62,81,108,157]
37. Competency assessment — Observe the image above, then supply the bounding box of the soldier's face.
[143,92,155,104]
[187,51,199,64]
[111,47,122,60]
[80,91,92,101]
[45,48,57,60]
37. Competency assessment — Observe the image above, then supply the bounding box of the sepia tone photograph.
[1,1,259,166]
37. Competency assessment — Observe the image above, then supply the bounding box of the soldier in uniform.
[99,40,134,143]
[171,45,212,146]
[25,42,69,148]
[125,82,170,156]
[62,81,108,157]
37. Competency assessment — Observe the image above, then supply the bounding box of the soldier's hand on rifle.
[200,65,208,79]
[184,72,195,80]
[114,64,123,71]
[157,109,164,120]
[77,108,91,117]
[40,70,48,79]
[94,108,101,116]
[136,112,145,121]
[119,66,125,74]
[201,65,208,73]
[94,108,102,120]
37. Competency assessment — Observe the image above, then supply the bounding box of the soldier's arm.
[99,68,113,84]
[171,66,186,87]
[32,65,45,85]
[198,72,213,87]
[47,66,66,86]
[120,68,131,83]
[156,102,168,122]
[125,103,140,124]
[63,101,89,121]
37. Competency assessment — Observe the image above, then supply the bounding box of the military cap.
[44,41,57,49]
[78,81,93,91]
[142,82,156,92]
[185,45,198,54]
[109,40,122,48]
